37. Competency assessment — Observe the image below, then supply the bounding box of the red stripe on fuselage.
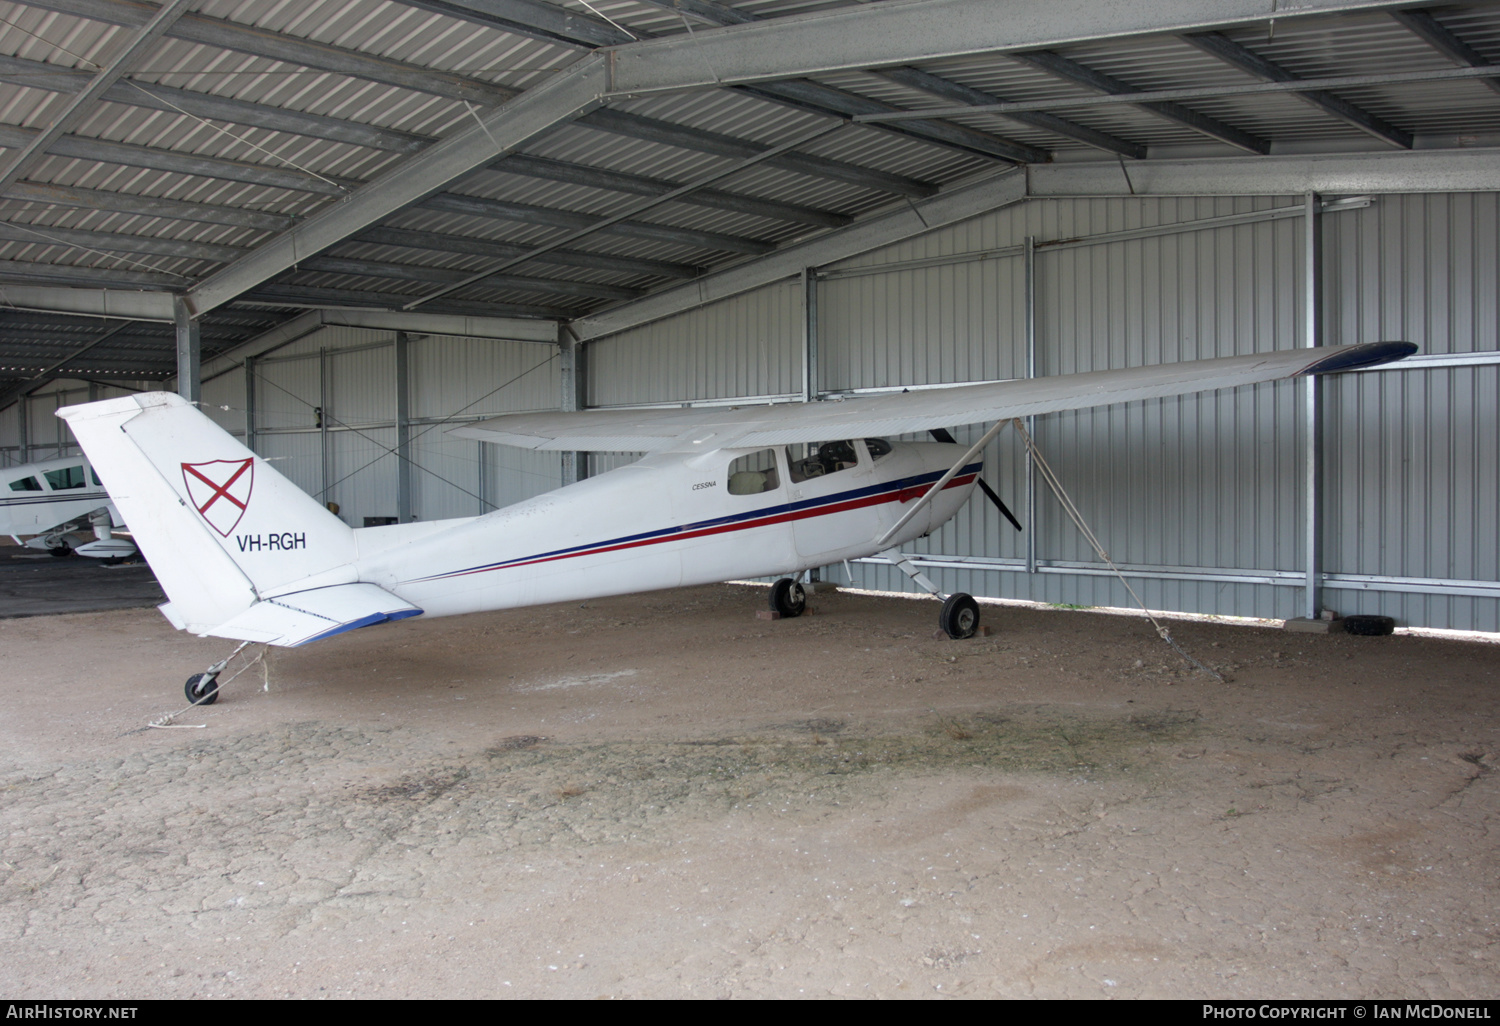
[432,473,978,580]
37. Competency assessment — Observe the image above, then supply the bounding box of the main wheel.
[184,672,220,706]
[939,593,980,639]
[49,544,72,557]
[769,578,806,618]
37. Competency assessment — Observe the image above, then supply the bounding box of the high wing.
[453,341,1415,452]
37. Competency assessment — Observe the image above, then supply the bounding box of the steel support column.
[244,355,257,454]
[173,297,200,404]
[318,347,330,505]
[395,332,413,523]
[559,331,587,487]
[1302,192,1323,621]
[802,267,819,403]
[477,441,490,514]
[1023,235,1037,578]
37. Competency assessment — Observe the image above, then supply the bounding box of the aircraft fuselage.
[0,455,109,539]
[357,439,979,618]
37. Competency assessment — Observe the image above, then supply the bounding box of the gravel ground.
[1,584,1496,998]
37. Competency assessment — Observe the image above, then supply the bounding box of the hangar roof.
[0,0,1496,403]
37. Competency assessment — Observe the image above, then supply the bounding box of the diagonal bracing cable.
[1011,418,1224,682]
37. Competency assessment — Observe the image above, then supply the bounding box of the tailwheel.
[184,672,220,706]
[769,577,807,618]
[939,593,980,639]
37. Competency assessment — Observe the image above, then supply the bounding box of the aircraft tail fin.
[58,392,360,636]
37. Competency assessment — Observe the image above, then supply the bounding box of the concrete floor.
[0,543,164,618]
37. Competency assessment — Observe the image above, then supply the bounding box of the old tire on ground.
[1342,614,1395,636]
[184,673,220,706]
[940,593,980,639]
[770,578,806,618]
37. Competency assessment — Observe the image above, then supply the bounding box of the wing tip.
[1298,341,1418,376]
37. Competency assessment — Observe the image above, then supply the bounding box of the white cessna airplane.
[0,454,135,558]
[57,340,1414,705]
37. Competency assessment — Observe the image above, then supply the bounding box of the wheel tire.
[770,578,806,618]
[1342,614,1395,636]
[940,593,980,639]
[49,545,72,557]
[184,673,220,706]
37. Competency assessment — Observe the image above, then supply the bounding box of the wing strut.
[876,419,1010,548]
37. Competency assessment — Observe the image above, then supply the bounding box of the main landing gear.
[882,548,981,640]
[769,577,807,618]
[939,593,979,639]
[771,560,981,640]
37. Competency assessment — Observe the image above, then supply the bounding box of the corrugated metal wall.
[7,194,1490,633]
[233,326,561,529]
[585,193,1499,632]
[1,379,155,466]
[588,280,803,406]
[1320,193,1500,631]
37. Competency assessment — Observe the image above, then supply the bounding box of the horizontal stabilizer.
[208,583,423,647]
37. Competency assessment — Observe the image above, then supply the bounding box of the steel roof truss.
[0,51,427,154]
[604,0,1423,94]
[1181,32,1414,149]
[406,0,1049,168]
[872,66,1146,159]
[185,53,613,315]
[579,108,936,198]
[629,0,1132,158]
[20,0,515,107]
[392,0,629,49]
[741,81,1046,164]
[0,222,244,264]
[494,153,852,228]
[2,181,292,232]
[296,255,642,301]
[350,225,702,279]
[246,283,571,320]
[418,192,773,255]
[406,121,842,310]
[1390,8,1500,97]
[0,0,194,193]
[0,319,133,407]
[1009,50,1271,155]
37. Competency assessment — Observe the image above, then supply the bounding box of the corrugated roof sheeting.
[521,120,898,223]
[0,0,1494,386]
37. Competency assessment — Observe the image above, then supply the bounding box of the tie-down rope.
[1011,418,1224,683]
[148,641,268,728]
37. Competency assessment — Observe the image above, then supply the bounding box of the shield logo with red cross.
[181,458,254,537]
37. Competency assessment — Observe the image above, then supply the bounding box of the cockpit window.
[864,438,892,460]
[44,466,87,490]
[786,440,860,483]
[8,475,42,492]
[90,467,102,487]
[726,449,780,495]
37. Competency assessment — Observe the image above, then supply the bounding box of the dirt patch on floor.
[1,585,1496,998]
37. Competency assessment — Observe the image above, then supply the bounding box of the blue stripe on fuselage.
[406,462,981,585]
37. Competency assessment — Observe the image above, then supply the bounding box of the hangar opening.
[0,0,1495,634]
